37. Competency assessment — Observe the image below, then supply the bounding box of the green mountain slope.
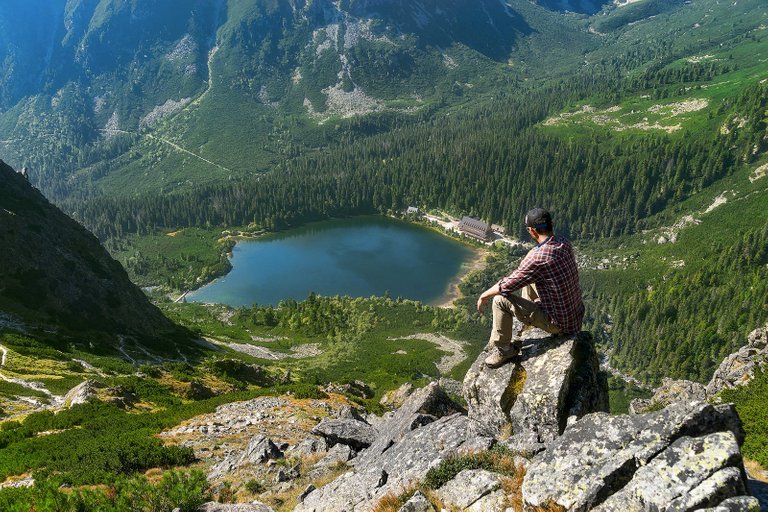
[0,0,597,197]
[0,159,187,350]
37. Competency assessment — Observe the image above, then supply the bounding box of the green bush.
[720,369,768,468]
[0,469,211,512]
[423,445,517,489]
[110,375,180,407]
[244,478,265,495]
[206,359,273,387]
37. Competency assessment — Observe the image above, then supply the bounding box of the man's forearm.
[476,283,501,314]
[480,283,501,300]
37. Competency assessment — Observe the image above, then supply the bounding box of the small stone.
[436,469,501,510]
[398,490,435,512]
[299,484,315,502]
[702,495,762,511]
[311,418,377,450]
[499,432,545,458]
[199,502,275,511]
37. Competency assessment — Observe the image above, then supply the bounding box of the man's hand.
[477,283,501,315]
[477,295,490,315]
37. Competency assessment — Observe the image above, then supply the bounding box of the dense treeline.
[603,223,768,384]
[66,81,765,243]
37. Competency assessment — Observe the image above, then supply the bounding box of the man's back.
[498,235,584,334]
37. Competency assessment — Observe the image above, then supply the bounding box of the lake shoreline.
[432,247,488,309]
[186,215,477,307]
[173,214,488,307]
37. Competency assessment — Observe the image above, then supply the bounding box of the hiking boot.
[484,344,521,369]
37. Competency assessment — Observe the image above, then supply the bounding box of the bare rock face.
[208,435,282,480]
[462,330,608,448]
[379,382,414,409]
[295,382,468,512]
[707,324,768,398]
[199,503,275,512]
[62,379,103,407]
[398,490,434,512]
[435,469,503,511]
[522,401,749,511]
[311,418,378,450]
[629,377,707,415]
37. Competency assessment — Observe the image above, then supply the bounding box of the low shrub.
[0,469,211,512]
[423,445,518,489]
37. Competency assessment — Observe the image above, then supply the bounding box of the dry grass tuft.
[370,484,445,512]
[528,499,567,512]
[501,463,526,511]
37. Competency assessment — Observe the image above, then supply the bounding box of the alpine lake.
[187,216,478,307]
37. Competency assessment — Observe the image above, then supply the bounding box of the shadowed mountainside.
[0,160,188,349]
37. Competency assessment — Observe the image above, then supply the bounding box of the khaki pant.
[489,285,561,349]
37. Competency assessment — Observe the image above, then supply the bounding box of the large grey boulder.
[380,382,414,409]
[296,413,468,512]
[707,324,768,398]
[435,469,502,510]
[295,383,468,512]
[63,379,103,407]
[311,418,378,450]
[629,377,707,415]
[522,401,748,511]
[208,435,282,480]
[701,495,762,511]
[463,330,608,444]
[199,503,274,512]
[398,491,434,512]
[593,432,744,511]
[285,435,328,458]
[352,381,464,466]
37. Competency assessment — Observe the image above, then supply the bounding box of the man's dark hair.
[525,208,553,233]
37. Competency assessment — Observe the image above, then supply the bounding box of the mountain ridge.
[0,159,187,350]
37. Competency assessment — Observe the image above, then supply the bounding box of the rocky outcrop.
[297,413,468,511]
[295,383,467,511]
[62,379,103,407]
[628,324,768,412]
[199,503,275,512]
[522,401,751,511]
[629,377,707,414]
[208,435,283,480]
[435,469,504,511]
[707,324,768,397]
[0,160,187,346]
[463,330,608,451]
[311,418,377,450]
[180,327,764,511]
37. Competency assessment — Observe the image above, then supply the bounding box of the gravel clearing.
[388,333,467,375]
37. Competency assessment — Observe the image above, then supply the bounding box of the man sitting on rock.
[476,208,584,368]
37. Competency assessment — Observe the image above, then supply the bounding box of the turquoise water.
[187,216,475,307]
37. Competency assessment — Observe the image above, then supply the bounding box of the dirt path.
[204,337,322,360]
[99,123,236,176]
[389,333,467,375]
[0,344,64,409]
[145,134,236,174]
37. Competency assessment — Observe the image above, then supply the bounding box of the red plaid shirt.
[497,236,584,334]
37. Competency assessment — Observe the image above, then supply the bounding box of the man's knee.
[492,295,505,307]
